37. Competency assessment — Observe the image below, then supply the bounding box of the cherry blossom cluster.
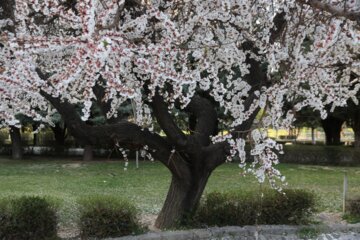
[1,0,359,185]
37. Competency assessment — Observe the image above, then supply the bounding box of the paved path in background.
[108,224,360,240]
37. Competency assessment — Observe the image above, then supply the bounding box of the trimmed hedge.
[346,197,360,217]
[233,145,360,166]
[279,145,360,165]
[79,196,142,239]
[0,196,58,240]
[195,189,316,227]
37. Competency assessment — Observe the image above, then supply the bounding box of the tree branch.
[203,141,230,171]
[0,0,16,33]
[232,95,260,138]
[232,43,266,137]
[92,81,129,123]
[270,12,287,44]
[150,91,187,147]
[185,95,217,146]
[297,0,360,22]
[96,1,124,32]
[40,89,184,172]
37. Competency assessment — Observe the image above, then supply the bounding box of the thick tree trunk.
[155,167,211,229]
[83,145,93,161]
[10,126,23,159]
[321,116,344,145]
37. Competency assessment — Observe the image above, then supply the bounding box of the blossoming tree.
[1,0,359,228]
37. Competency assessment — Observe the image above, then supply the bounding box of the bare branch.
[151,91,187,147]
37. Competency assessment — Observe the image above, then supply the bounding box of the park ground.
[0,157,359,236]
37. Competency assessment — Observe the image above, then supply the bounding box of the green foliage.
[0,129,9,145]
[297,227,320,239]
[78,196,143,239]
[0,196,58,240]
[195,189,316,227]
[343,214,360,224]
[0,160,359,227]
[345,197,360,222]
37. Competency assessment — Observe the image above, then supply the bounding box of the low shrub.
[0,196,58,240]
[346,197,360,218]
[79,196,142,239]
[195,189,315,227]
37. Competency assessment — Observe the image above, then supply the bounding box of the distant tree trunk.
[32,123,39,146]
[10,126,23,159]
[51,123,67,147]
[83,145,93,161]
[311,127,316,145]
[354,128,360,148]
[321,116,344,145]
[350,109,360,148]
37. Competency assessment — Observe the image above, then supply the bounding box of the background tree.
[1,0,360,228]
[344,71,360,148]
[294,108,322,145]
[321,114,345,145]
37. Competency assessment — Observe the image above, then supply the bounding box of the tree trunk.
[350,109,360,148]
[32,123,39,146]
[155,169,211,229]
[83,145,93,161]
[321,116,344,145]
[10,126,23,159]
[354,129,360,148]
[50,123,68,154]
[51,123,67,149]
[311,127,316,145]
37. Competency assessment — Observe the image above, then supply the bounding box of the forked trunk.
[10,126,23,160]
[155,171,210,229]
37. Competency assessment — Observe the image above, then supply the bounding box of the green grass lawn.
[0,156,359,227]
